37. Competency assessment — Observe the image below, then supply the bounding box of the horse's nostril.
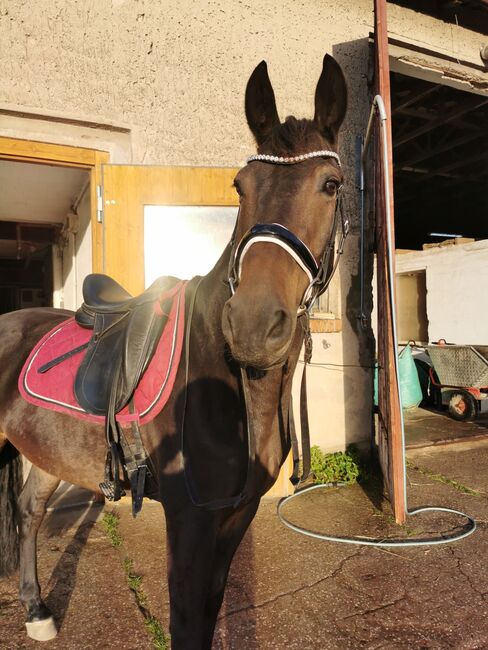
[267,309,292,344]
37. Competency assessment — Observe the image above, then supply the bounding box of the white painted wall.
[395,241,488,345]
[60,186,92,311]
[292,329,372,455]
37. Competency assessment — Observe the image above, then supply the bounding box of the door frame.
[0,136,109,273]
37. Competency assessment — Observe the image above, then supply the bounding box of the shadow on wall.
[332,38,376,457]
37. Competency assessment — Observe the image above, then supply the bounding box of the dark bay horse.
[0,54,347,648]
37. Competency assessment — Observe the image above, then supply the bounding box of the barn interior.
[0,160,90,314]
[390,71,488,446]
[391,71,488,250]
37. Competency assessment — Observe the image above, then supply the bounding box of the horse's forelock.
[258,117,326,157]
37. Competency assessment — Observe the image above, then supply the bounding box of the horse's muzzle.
[221,297,294,369]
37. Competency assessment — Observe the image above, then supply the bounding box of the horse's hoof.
[25,616,58,641]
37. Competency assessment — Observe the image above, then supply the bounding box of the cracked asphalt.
[1,438,487,649]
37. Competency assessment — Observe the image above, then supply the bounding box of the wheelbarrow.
[425,341,488,421]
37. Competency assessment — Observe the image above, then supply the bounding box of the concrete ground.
[1,438,488,649]
[405,405,488,449]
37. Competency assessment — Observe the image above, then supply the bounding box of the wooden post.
[374,0,407,524]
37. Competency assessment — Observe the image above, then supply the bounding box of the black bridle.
[228,151,349,314]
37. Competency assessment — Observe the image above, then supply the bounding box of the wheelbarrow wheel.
[448,391,478,421]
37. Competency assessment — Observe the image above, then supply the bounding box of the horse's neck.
[191,248,231,341]
[187,249,303,488]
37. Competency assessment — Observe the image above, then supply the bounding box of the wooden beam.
[398,131,480,167]
[392,85,438,114]
[395,147,488,186]
[0,136,102,167]
[374,0,406,524]
[0,221,59,242]
[394,107,482,133]
[394,97,488,147]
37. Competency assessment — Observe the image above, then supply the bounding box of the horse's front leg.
[165,505,220,649]
[202,497,260,650]
[17,464,59,641]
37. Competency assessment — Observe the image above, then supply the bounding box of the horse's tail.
[0,442,22,576]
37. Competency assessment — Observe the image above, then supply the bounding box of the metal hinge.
[96,185,103,223]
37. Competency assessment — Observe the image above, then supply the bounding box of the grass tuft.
[101,511,123,547]
[145,616,171,650]
[100,511,170,648]
[406,460,480,496]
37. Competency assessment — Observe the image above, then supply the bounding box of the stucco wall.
[0,0,484,453]
[395,241,488,345]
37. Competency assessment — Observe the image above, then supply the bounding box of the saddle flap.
[118,304,166,405]
[74,302,166,415]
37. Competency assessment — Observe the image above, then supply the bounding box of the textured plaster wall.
[1,0,374,166]
[0,0,484,452]
[0,1,483,165]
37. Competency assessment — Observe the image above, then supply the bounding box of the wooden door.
[374,0,407,523]
[102,165,293,497]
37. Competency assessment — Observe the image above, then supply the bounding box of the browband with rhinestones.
[247,150,341,166]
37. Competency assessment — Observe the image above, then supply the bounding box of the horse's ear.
[313,54,347,145]
[245,61,280,146]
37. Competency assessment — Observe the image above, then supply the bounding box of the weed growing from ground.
[406,460,480,496]
[101,511,122,547]
[310,444,361,485]
[100,510,170,649]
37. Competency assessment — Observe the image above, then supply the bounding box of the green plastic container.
[374,345,422,410]
[398,345,422,409]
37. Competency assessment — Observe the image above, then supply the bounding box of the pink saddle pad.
[19,283,186,427]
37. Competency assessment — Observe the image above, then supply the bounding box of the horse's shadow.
[43,500,101,628]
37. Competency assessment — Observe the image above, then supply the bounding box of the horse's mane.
[260,116,325,156]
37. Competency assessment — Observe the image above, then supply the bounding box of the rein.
[181,278,256,510]
[182,149,349,509]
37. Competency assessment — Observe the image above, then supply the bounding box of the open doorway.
[390,70,488,447]
[0,159,91,314]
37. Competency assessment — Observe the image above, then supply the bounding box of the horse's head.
[222,54,348,370]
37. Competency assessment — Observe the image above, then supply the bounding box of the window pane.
[144,205,237,287]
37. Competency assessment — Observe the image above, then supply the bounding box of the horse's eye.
[324,180,339,196]
[233,180,243,199]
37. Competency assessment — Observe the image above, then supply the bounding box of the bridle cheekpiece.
[228,150,349,315]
